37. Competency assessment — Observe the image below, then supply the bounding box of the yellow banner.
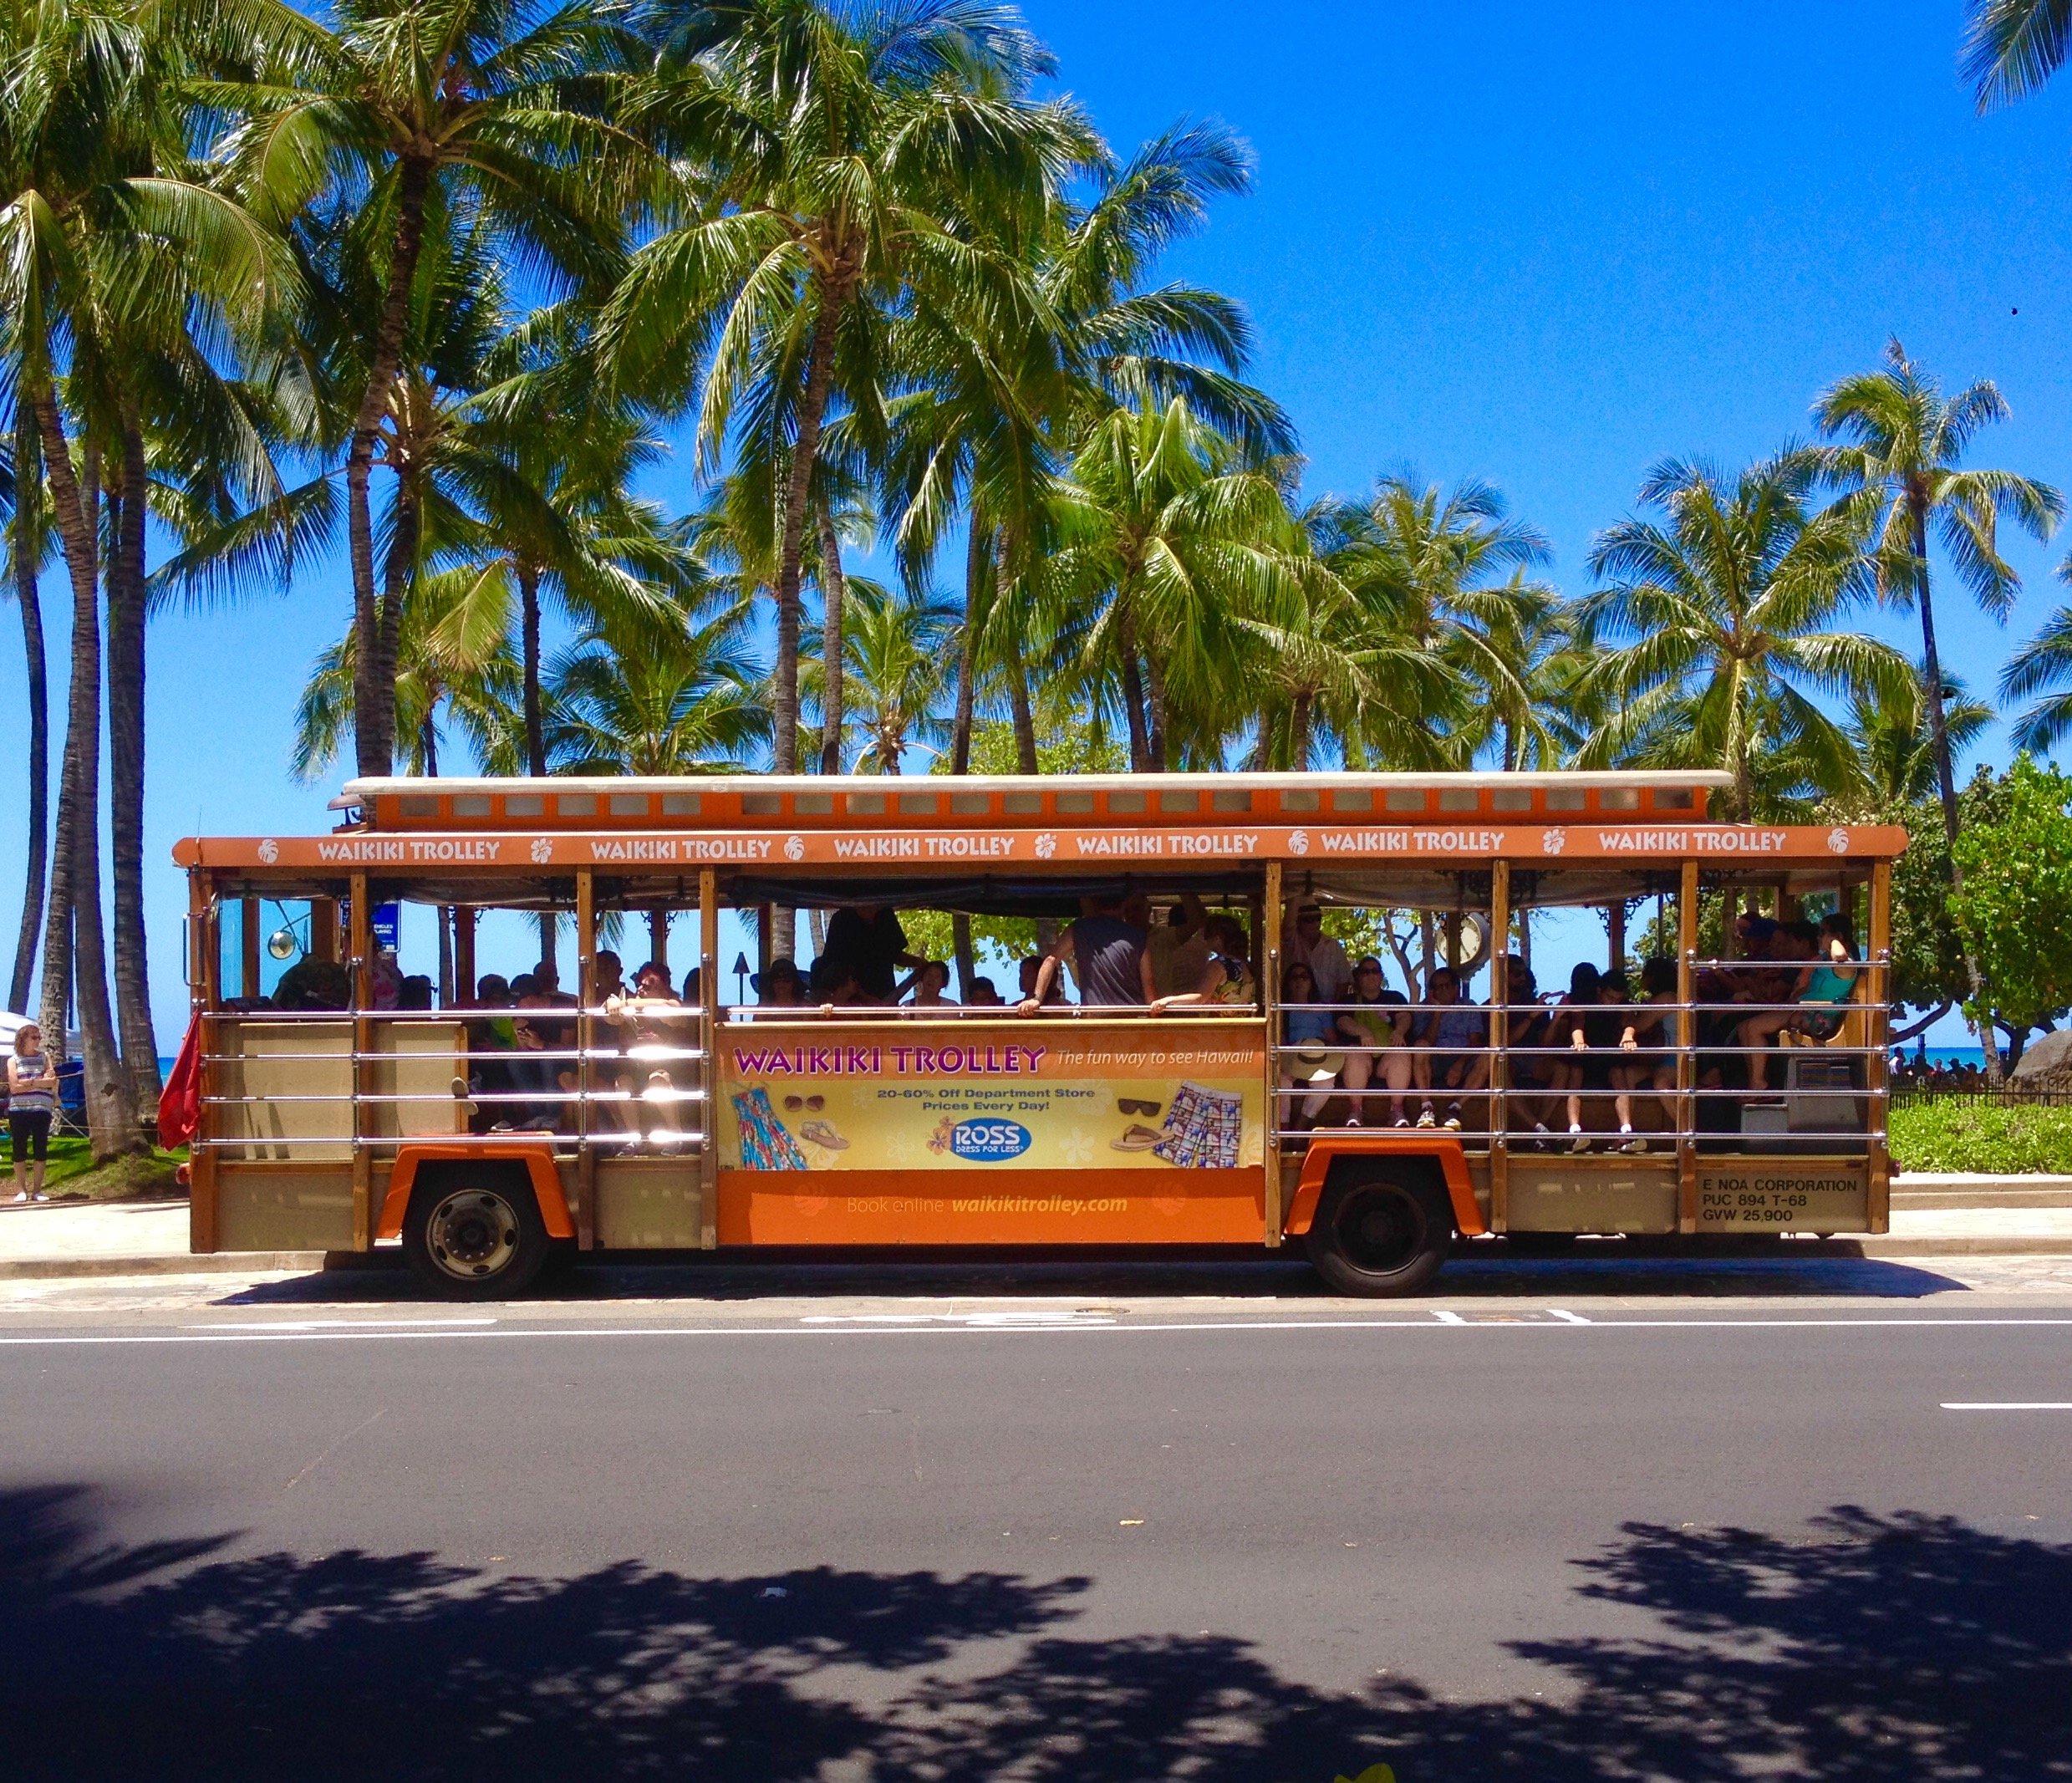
[717,1020,1267,1174]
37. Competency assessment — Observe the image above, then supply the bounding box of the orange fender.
[1283,1132,1485,1239]
[377,1144,574,1242]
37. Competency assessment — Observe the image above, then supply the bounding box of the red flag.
[157,1011,202,1150]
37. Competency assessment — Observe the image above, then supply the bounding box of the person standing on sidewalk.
[8,1023,59,1202]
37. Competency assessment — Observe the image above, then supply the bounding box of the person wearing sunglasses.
[1282,904,1352,1004]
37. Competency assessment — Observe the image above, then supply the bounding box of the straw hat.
[1290,1044,1346,1084]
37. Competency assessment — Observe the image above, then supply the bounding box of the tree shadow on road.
[1,1486,2065,1780]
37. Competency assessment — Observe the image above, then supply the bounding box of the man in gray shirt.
[1018,892,1156,1011]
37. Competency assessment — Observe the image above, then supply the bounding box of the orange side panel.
[1282,1134,1484,1238]
[377,1144,574,1241]
[715,1166,1265,1246]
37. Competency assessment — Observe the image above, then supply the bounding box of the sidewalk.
[4,1183,2072,1278]
[0,1200,323,1278]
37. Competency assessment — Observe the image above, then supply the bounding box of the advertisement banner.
[716,1021,1267,1174]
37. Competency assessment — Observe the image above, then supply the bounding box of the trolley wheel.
[1305,1171,1453,1297]
[402,1169,551,1300]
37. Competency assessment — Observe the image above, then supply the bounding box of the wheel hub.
[426,1189,521,1281]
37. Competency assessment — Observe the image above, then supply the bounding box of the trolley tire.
[1305,1169,1454,1297]
[401,1165,552,1300]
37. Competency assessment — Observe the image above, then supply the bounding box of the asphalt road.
[3,1260,2069,1780]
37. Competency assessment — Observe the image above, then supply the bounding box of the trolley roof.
[173,770,1907,911]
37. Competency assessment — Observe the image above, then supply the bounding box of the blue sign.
[371,903,401,953]
[949,1119,1032,1161]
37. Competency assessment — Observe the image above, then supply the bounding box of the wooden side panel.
[597,1158,705,1249]
[1508,1159,1680,1234]
[215,1164,357,1251]
[211,1021,353,1161]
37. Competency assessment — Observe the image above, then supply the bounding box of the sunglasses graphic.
[783,1095,827,1113]
[1117,1098,1163,1117]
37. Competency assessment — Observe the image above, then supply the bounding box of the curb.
[0,1252,327,1281]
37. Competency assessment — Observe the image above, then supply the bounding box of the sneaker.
[1620,1135,1648,1154]
[9,1190,24,1205]
[1392,1116,1410,1128]
[1443,1103,1464,1131]
[1415,1105,1436,1128]
[1569,1130,1591,1154]
[1345,1117,1362,1129]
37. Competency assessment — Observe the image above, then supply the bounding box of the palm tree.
[1851,665,1994,805]
[1813,342,2062,1079]
[607,0,1088,775]
[0,0,280,1149]
[1322,475,1551,767]
[4,411,48,1018]
[293,563,521,781]
[1579,453,1912,822]
[812,581,958,773]
[1963,0,2072,105]
[1041,396,1318,770]
[545,605,767,776]
[2001,595,2072,756]
[1812,339,2062,845]
[219,0,649,777]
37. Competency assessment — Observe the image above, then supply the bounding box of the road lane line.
[3,1314,2072,1347]
[1547,1308,1591,1324]
[1940,1401,2072,1410]
[1433,1311,1466,1324]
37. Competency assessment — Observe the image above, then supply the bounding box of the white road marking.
[0,1314,2069,1347]
[1547,1308,1591,1324]
[1940,1401,2072,1410]
[1433,1310,1466,1324]
[181,1317,498,1331]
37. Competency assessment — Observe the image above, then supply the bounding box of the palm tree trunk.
[521,562,546,775]
[1912,506,2002,1083]
[1289,690,1313,772]
[516,558,557,972]
[373,474,418,782]
[109,399,158,1104]
[1117,609,1151,772]
[1144,650,1169,772]
[817,510,847,774]
[1004,627,1039,775]
[9,406,47,1017]
[31,386,140,1156]
[347,157,433,779]
[773,290,846,779]
[950,526,985,776]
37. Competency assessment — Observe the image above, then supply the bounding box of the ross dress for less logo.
[949,1120,1033,1161]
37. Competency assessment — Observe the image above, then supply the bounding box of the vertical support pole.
[1607,900,1626,974]
[1721,886,1739,960]
[453,906,476,1006]
[699,869,720,1250]
[576,869,597,1251]
[349,873,372,1251]
[1489,859,1510,1233]
[240,894,261,1001]
[1868,861,1892,1234]
[1677,860,1700,1235]
[310,897,339,963]
[190,870,220,1254]
[1262,859,1283,1249]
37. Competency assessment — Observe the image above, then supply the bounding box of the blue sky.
[3,0,2070,1042]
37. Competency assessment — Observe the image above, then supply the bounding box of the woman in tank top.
[9,1023,59,1202]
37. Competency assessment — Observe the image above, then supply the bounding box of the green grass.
[1888,1100,2072,1174]
[12,1134,186,1200]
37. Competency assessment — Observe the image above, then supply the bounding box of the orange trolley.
[174,771,1905,1296]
